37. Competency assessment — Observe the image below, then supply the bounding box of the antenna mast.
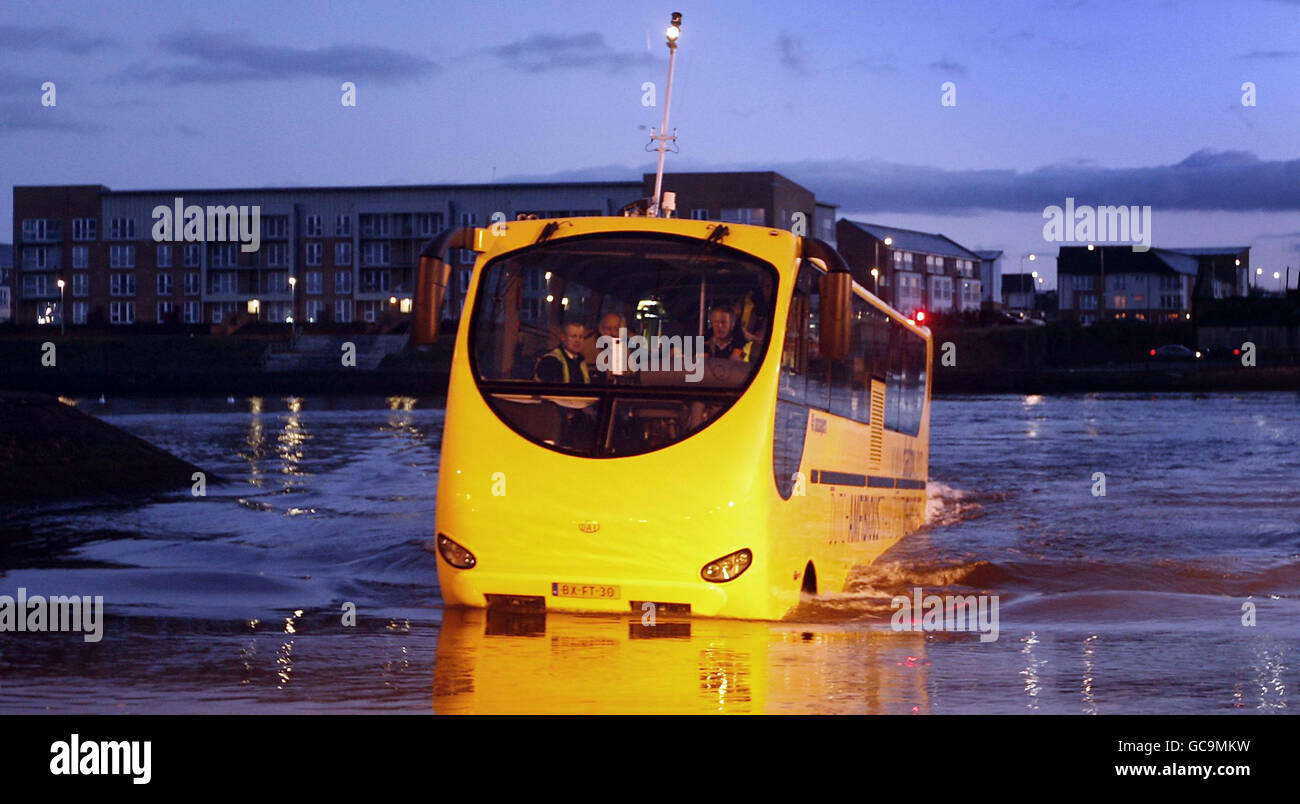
[649,12,682,218]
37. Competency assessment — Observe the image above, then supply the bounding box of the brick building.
[835,220,982,317]
[1057,245,1250,324]
[11,181,639,329]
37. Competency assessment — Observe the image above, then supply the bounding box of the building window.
[184,244,201,267]
[22,246,59,270]
[305,271,323,294]
[334,271,352,294]
[262,216,288,239]
[459,269,470,293]
[459,212,477,228]
[459,248,475,265]
[305,241,322,266]
[72,301,87,324]
[22,274,51,297]
[210,244,237,267]
[109,246,135,269]
[110,301,136,324]
[157,301,174,322]
[72,246,89,269]
[360,214,391,237]
[334,299,353,323]
[690,209,708,220]
[416,213,444,236]
[184,272,201,296]
[156,272,173,295]
[22,218,62,242]
[305,300,326,323]
[719,208,765,225]
[361,301,377,322]
[72,273,89,297]
[183,301,200,324]
[72,218,96,241]
[110,273,136,296]
[264,243,288,267]
[209,272,236,295]
[1080,294,1097,309]
[335,242,352,266]
[109,218,135,240]
[156,244,172,268]
[305,215,322,237]
[266,272,288,294]
[335,214,351,236]
[362,242,390,266]
[360,269,389,293]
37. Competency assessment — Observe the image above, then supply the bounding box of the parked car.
[1149,344,1201,361]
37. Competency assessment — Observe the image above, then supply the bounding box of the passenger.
[583,311,627,367]
[704,305,752,361]
[535,321,592,383]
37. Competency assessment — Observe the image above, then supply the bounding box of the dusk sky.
[3,0,1300,288]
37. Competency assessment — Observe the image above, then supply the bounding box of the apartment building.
[835,220,983,317]
[12,182,639,329]
[1057,246,1249,324]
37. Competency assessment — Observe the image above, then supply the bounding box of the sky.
[3,0,1300,289]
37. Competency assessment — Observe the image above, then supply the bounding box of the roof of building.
[1002,274,1036,293]
[973,250,1003,261]
[1057,245,1202,276]
[841,220,981,261]
[1164,247,1250,256]
[18,180,642,197]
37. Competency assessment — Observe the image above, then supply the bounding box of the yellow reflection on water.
[432,610,929,714]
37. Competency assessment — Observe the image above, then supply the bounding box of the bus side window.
[804,267,831,411]
[778,290,806,403]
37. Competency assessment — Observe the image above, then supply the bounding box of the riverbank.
[0,392,206,502]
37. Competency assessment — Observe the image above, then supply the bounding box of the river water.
[1,392,1296,713]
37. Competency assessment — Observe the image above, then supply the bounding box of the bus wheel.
[801,562,817,596]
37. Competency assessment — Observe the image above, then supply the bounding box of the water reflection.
[432,609,929,714]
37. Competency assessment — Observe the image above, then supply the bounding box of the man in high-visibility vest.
[704,305,752,362]
[535,321,593,383]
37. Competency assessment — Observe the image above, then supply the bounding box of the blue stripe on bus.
[811,470,926,491]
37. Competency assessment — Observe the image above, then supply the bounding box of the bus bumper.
[439,567,783,619]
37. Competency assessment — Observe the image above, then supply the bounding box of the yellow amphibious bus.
[414,215,931,621]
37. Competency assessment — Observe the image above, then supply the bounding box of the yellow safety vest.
[535,347,592,383]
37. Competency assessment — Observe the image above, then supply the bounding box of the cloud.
[928,58,968,76]
[0,24,112,52]
[506,149,1300,213]
[1238,49,1299,60]
[0,101,104,134]
[777,33,808,74]
[488,32,655,73]
[130,31,439,85]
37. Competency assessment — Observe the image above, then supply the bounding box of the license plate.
[551,582,620,600]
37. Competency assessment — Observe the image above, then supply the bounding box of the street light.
[56,278,65,336]
[873,237,894,302]
[288,276,297,334]
[1087,244,1106,320]
[870,267,879,295]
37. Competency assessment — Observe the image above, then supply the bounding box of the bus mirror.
[414,227,476,345]
[819,270,853,360]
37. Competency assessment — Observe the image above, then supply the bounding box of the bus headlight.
[701,549,752,583]
[437,534,477,569]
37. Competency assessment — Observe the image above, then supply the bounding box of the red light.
[1233,348,1240,356]
[915,310,927,322]
[1149,349,1156,356]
